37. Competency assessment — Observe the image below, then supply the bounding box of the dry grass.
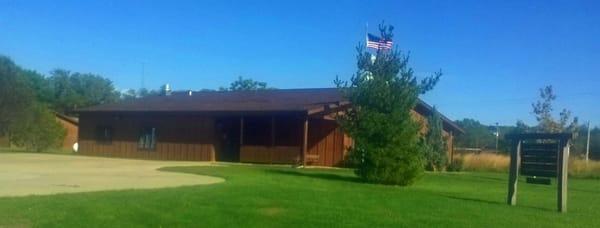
[569,159,600,179]
[456,152,509,172]
[454,152,600,178]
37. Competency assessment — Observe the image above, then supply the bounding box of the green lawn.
[0,164,599,227]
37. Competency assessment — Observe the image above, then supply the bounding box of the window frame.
[95,125,113,145]
[138,127,157,151]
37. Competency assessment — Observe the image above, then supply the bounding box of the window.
[95,126,113,144]
[138,127,157,150]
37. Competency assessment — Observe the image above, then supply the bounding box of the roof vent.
[187,90,193,96]
[162,84,172,96]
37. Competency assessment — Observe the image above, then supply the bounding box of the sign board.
[505,133,571,213]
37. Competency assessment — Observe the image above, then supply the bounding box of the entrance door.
[215,118,240,162]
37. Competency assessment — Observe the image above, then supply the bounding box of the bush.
[10,105,66,152]
[447,157,464,172]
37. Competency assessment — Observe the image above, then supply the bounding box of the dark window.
[138,127,157,150]
[244,117,271,146]
[95,126,113,144]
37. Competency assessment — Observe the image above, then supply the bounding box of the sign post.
[505,133,572,213]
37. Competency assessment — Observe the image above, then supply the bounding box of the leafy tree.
[9,105,66,152]
[335,24,441,185]
[422,107,447,171]
[48,69,120,114]
[454,118,496,149]
[532,85,578,137]
[0,56,35,135]
[220,76,272,91]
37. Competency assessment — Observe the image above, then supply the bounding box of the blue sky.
[1,0,599,126]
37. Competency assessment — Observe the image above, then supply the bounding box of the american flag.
[366,33,393,50]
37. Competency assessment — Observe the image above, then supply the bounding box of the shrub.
[447,157,464,172]
[10,105,66,152]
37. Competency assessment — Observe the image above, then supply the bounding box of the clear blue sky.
[1,0,599,126]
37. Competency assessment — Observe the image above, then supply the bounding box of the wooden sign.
[505,133,571,213]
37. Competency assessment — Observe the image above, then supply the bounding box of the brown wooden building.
[76,88,463,167]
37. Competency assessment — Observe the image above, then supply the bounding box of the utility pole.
[495,122,499,153]
[586,121,591,162]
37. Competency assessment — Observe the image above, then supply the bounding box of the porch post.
[270,116,275,164]
[302,117,308,166]
[240,117,244,146]
[271,116,275,147]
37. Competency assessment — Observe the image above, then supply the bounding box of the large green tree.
[0,56,65,151]
[336,24,441,185]
[0,56,36,134]
[48,69,120,113]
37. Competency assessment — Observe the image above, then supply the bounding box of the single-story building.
[76,88,463,167]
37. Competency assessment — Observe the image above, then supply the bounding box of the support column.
[558,139,569,213]
[271,116,275,147]
[270,116,275,164]
[240,117,244,145]
[507,140,521,206]
[302,117,309,166]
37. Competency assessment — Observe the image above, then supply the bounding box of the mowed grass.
[0,165,599,227]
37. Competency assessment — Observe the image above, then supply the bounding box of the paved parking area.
[0,153,223,197]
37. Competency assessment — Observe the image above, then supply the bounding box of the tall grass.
[454,152,600,179]
[457,152,509,172]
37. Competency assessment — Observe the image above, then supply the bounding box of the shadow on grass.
[438,194,553,212]
[265,169,363,184]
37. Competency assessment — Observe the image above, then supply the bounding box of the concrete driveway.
[0,153,224,197]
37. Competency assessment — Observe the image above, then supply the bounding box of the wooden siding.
[56,116,78,149]
[240,145,300,164]
[78,113,216,161]
[307,119,347,167]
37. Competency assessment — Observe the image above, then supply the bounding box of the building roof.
[77,88,463,133]
[55,112,79,125]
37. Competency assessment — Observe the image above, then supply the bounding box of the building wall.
[306,119,348,167]
[56,117,78,149]
[79,113,216,161]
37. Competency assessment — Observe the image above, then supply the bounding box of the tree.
[48,69,120,114]
[9,105,66,152]
[454,118,496,149]
[422,107,447,171]
[220,76,272,91]
[531,85,578,137]
[0,56,36,135]
[335,24,441,185]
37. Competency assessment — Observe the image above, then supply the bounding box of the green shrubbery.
[10,106,66,152]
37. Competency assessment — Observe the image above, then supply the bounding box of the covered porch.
[215,112,350,166]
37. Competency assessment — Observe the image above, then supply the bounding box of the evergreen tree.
[423,107,447,171]
[335,24,441,185]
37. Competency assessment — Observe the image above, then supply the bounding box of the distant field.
[456,152,600,179]
[0,163,599,227]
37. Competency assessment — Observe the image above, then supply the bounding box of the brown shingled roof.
[77,88,463,133]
